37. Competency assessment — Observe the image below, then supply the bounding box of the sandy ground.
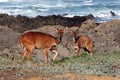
[0,70,120,80]
[22,73,120,80]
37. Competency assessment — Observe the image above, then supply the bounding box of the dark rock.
[0,13,92,33]
[86,14,95,20]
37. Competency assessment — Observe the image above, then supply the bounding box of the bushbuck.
[71,31,93,55]
[19,29,64,63]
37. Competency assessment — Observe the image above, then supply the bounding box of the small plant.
[79,53,88,57]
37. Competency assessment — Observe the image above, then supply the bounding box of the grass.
[53,52,120,76]
[0,52,120,79]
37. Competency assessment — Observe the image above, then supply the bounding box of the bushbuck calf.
[71,31,93,55]
[19,29,64,63]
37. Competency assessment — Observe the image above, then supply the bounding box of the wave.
[0,0,37,2]
[0,0,8,2]
[0,0,120,22]
[84,0,93,4]
[0,0,60,2]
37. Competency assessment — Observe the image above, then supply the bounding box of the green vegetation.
[54,52,120,75]
[0,52,120,79]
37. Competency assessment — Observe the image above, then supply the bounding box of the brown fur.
[19,29,64,63]
[71,31,93,55]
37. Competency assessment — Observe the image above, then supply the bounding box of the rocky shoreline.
[0,13,94,33]
[0,13,120,59]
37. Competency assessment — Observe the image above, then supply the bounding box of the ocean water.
[0,0,120,22]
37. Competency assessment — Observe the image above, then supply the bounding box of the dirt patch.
[0,69,16,80]
[24,73,120,80]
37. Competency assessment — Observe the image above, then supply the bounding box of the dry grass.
[0,52,120,80]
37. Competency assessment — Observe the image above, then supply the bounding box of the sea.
[0,0,120,22]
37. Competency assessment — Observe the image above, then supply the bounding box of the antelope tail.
[18,38,23,48]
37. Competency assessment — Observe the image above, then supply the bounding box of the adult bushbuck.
[71,31,93,55]
[19,29,64,63]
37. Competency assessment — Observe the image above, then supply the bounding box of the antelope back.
[77,35,92,48]
[19,32,56,49]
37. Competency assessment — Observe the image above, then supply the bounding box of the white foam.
[0,0,8,2]
[0,0,120,22]
[84,0,92,3]
[11,0,23,2]
[37,8,49,12]
[63,14,75,17]
[84,0,93,5]
[38,1,67,8]
[0,0,34,2]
